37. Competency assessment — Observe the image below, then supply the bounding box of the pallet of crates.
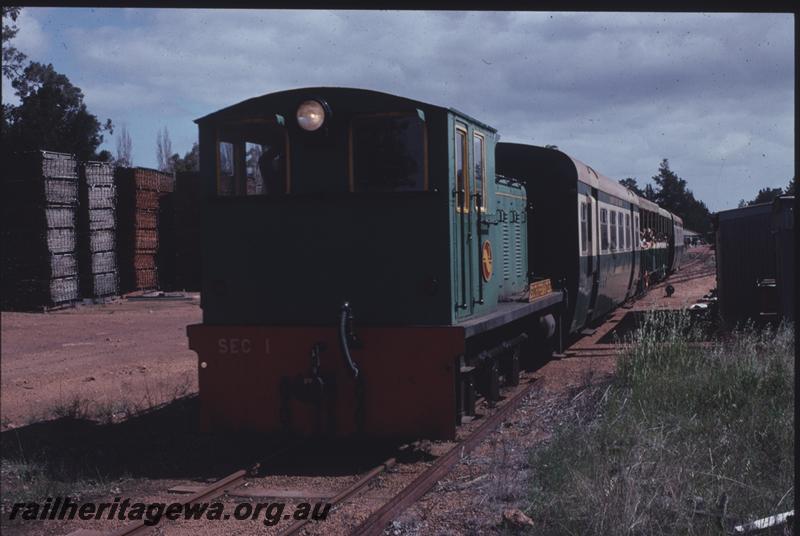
[1,151,81,310]
[156,170,177,291]
[78,161,119,300]
[114,167,162,293]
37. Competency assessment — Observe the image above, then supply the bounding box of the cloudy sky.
[2,9,793,212]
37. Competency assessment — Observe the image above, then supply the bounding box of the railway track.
[66,377,539,536]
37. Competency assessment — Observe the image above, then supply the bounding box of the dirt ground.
[0,247,716,535]
[1,295,201,431]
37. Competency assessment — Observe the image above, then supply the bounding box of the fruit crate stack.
[78,161,118,299]
[156,172,177,291]
[1,151,80,309]
[174,171,201,291]
[115,167,169,293]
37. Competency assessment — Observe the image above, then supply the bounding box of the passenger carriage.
[495,144,641,334]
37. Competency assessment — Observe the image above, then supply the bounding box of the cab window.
[217,121,288,196]
[351,113,426,192]
[455,126,469,212]
[473,133,485,211]
[218,141,236,195]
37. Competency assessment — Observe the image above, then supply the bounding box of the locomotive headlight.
[296,100,326,131]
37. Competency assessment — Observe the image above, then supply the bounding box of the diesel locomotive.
[187,87,683,440]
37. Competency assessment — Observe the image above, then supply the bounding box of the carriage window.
[610,210,618,250]
[474,134,485,211]
[618,211,624,250]
[626,214,631,250]
[455,126,468,212]
[600,208,609,252]
[217,122,287,196]
[352,114,426,192]
[634,214,639,248]
[580,201,588,253]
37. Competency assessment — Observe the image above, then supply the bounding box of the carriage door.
[454,124,474,318]
[586,190,600,316]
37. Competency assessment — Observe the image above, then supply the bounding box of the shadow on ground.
[1,396,417,483]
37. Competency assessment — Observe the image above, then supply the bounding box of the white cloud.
[10,9,795,210]
[14,9,48,58]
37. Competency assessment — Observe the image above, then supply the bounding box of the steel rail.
[105,469,247,536]
[276,457,397,536]
[351,379,538,536]
[87,442,295,536]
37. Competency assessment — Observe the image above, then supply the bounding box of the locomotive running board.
[458,291,562,338]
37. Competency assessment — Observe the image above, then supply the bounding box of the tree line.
[618,160,712,233]
[2,7,197,172]
[736,177,794,208]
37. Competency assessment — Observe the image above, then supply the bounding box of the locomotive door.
[454,124,474,318]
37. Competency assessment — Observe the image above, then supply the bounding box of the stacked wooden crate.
[115,167,169,293]
[78,161,118,298]
[156,172,177,291]
[1,151,81,309]
[174,171,202,291]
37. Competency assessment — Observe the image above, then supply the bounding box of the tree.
[751,187,784,205]
[739,185,789,207]
[116,124,133,167]
[156,126,173,172]
[4,62,113,160]
[2,7,26,80]
[619,177,644,197]
[169,142,199,173]
[643,183,658,202]
[649,159,711,233]
[785,177,795,195]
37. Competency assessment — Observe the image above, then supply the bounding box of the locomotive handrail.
[338,302,360,379]
[475,191,485,305]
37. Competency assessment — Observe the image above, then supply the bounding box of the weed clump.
[527,312,794,535]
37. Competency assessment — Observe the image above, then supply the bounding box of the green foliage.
[1,7,26,79]
[643,182,658,202]
[650,159,711,232]
[4,62,113,160]
[170,142,199,172]
[619,161,710,231]
[527,313,794,536]
[619,177,645,197]
[739,184,792,208]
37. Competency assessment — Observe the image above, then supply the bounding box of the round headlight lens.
[296,100,326,131]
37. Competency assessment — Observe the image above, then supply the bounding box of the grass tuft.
[527,312,794,535]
